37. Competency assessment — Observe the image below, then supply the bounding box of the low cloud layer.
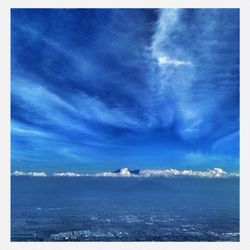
[53,172,81,177]
[12,171,47,177]
[12,168,239,178]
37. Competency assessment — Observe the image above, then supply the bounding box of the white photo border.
[1,1,250,250]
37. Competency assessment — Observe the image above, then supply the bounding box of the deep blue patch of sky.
[11,9,239,173]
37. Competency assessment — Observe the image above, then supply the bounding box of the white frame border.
[1,1,250,250]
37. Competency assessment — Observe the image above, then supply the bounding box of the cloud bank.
[12,171,47,177]
[12,168,239,178]
[53,172,81,177]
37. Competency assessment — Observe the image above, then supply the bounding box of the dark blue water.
[11,176,239,241]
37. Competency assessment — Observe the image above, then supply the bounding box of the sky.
[11,9,239,174]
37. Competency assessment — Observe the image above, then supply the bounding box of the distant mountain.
[112,168,140,176]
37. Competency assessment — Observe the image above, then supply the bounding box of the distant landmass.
[112,168,140,175]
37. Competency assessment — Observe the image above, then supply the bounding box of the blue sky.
[11,9,239,173]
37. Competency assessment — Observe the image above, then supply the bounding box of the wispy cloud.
[71,92,142,130]
[11,119,55,139]
[12,77,112,139]
[157,55,192,66]
[11,9,239,173]
[212,131,239,155]
[149,9,239,140]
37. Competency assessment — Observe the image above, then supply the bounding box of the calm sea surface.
[11,176,239,241]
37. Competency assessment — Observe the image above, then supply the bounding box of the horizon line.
[11,167,240,178]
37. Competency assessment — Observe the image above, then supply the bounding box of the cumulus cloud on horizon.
[12,171,47,177]
[12,168,239,178]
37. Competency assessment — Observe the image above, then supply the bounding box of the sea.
[11,176,239,241]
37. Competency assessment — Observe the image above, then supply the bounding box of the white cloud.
[12,171,47,177]
[151,10,192,68]
[139,168,230,178]
[11,77,97,138]
[12,171,27,176]
[12,120,51,138]
[12,168,239,178]
[95,167,132,177]
[151,9,179,59]
[157,55,192,67]
[90,167,238,178]
[149,9,219,140]
[12,76,142,135]
[27,172,47,177]
[73,93,142,130]
[53,172,82,177]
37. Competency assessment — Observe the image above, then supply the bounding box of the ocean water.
[11,176,239,241]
